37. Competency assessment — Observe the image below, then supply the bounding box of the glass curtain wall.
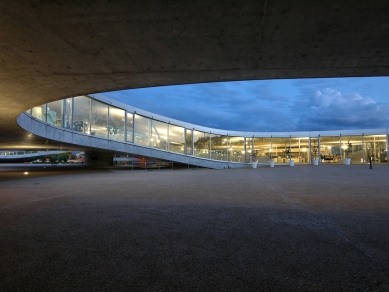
[310,137,319,163]
[73,96,91,134]
[291,137,309,164]
[108,106,125,141]
[210,134,225,161]
[228,136,245,162]
[126,113,133,142]
[31,104,46,121]
[185,129,193,155]
[271,137,290,164]
[64,98,73,129]
[245,138,252,163]
[27,96,389,166]
[134,114,150,146]
[90,99,108,138]
[151,120,168,150]
[364,135,387,163]
[169,124,185,154]
[340,135,363,164]
[194,131,209,158]
[320,136,340,163]
[253,137,271,163]
[46,100,63,127]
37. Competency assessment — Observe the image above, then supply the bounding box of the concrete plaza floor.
[0,164,388,291]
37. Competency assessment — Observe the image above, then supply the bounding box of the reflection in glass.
[319,136,340,163]
[254,137,271,163]
[185,129,193,155]
[31,104,46,121]
[291,137,309,164]
[46,100,63,127]
[91,99,108,138]
[194,131,209,158]
[109,106,125,141]
[228,136,245,162]
[340,135,364,164]
[64,98,73,129]
[73,96,91,133]
[210,134,225,161]
[169,124,185,154]
[310,137,319,163]
[126,112,133,142]
[134,114,150,146]
[271,137,290,164]
[245,138,252,163]
[151,120,168,150]
[364,135,387,164]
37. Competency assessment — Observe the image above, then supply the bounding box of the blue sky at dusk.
[98,77,388,132]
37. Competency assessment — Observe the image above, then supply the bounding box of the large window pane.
[64,98,73,129]
[169,124,185,154]
[210,134,225,161]
[73,96,91,134]
[340,135,363,164]
[310,137,319,163]
[185,129,193,155]
[126,113,133,142]
[194,131,209,158]
[134,114,150,146]
[46,100,63,127]
[320,136,340,163]
[109,106,125,141]
[91,99,108,138]
[151,120,168,150]
[291,137,309,164]
[363,135,387,164]
[228,136,245,162]
[244,138,252,163]
[31,104,46,121]
[271,137,290,164]
[253,137,271,163]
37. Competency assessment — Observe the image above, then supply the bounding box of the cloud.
[296,88,389,131]
[98,79,389,132]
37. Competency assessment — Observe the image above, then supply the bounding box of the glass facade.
[254,137,271,164]
[73,96,91,134]
[291,137,309,164]
[25,95,389,166]
[64,98,73,129]
[185,129,193,155]
[134,114,150,146]
[364,135,387,164]
[320,136,341,163]
[151,120,168,150]
[126,113,133,142]
[46,100,63,127]
[228,136,245,162]
[169,124,185,154]
[310,137,319,162]
[109,106,125,141]
[194,131,209,159]
[31,104,46,121]
[210,134,224,161]
[91,99,108,138]
[340,135,363,164]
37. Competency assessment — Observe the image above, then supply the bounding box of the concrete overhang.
[0,0,388,148]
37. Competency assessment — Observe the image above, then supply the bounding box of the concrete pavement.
[0,164,388,291]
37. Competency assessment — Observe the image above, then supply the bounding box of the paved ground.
[0,164,388,291]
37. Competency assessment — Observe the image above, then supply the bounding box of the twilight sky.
[97,77,389,132]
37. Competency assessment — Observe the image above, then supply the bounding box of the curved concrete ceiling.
[1,0,388,148]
